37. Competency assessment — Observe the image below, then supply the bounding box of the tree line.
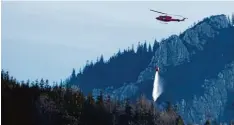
[2,70,220,125]
[2,70,189,125]
[67,41,160,94]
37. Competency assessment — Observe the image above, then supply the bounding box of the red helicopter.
[150,9,188,23]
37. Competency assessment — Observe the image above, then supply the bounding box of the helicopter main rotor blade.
[150,9,167,15]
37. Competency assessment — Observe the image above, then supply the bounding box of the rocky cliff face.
[137,35,190,83]
[176,61,234,124]
[182,15,230,50]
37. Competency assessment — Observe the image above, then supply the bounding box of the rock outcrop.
[176,61,234,124]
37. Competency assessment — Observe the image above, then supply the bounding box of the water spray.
[152,67,163,102]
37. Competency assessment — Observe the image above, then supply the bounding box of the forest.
[2,70,222,125]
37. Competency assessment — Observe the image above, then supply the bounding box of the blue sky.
[2,1,234,83]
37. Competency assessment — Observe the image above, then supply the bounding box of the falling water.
[152,71,163,102]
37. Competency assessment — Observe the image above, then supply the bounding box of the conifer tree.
[100,55,104,63]
[153,39,159,52]
[148,44,152,53]
[143,42,148,53]
[39,78,45,90]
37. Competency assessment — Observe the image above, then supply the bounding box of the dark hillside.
[68,41,159,94]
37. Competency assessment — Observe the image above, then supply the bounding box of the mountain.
[68,14,234,124]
